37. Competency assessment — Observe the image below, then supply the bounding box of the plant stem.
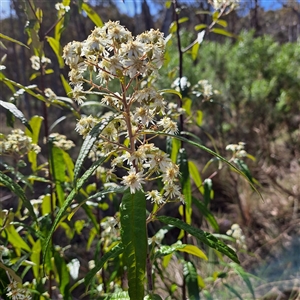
[95,176,107,293]
[121,81,136,154]
[173,0,184,134]
[173,1,188,299]
[40,57,55,300]
[146,254,153,293]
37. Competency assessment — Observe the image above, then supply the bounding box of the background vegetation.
[0,0,299,299]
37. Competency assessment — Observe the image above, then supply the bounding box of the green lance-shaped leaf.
[0,171,36,221]
[120,189,147,300]
[178,148,192,213]
[153,243,187,259]
[47,37,64,68]
[169,21,178,34]
[30,239,41,279]
[43,155,107,268]
[171,137,181,163]
[49,145,66,207]
[0,100,32,132]
[190,31,205,61]
[0,161,32,190]
[215,19,228,28]
[159,89,182,99]
[165,1,172,9]
[203,290,213,300]
[234,159,254,184]
[10,252,31,273]
[148,131,263,201]
[188,160,203,194]
[6,106,15,129]
[0,262,22,284]
[212,11,220,21]
[178,244,207,260]
[29,69,54,81]
[54,0,71,41]
[210,28,237,38]
[0,72,15,93]
[166,136,172,157]
[81,3,103,27]
[79,204,99,242]
[230,262,256,299]
[2,40,8,49]
[68,185,127,223]
[2,78,47,102]
[191,42,200,61]
[86,185,127,201]
[196,110,203,126]
[178,17,189,24]
[183,97,192,116]
[0,33,30,49]
[62,150,74,182]
[85,243,124,287]
[183,261,200,300]
[156,216,239,263]
[26,115,43,172]
[223,283,243,300]
[74,115,117,183]
[154,243,207,261]
[54,251,71,300]
[3,223,31,254]
[192,197,219,232]
[60,74,72,95]
[194,24,207,31]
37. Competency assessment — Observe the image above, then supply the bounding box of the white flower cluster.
[63,20,165,104]
[171,76,191,93]
[0,129,40,156]
[44,88,57,101]
[6,281,31,300]
[89,115,182,201]
[209,0,239,11]
[225,142,247,158]
[226,223,247,250]
[48,132,75,151]
[30,56,51,71]
[0,245,9,257]
[78,116,184,203]
[55,2,70,13]
[75,115,99,137]
[192,79,218,100]
[65,22,184,204]
[100,216,119,240]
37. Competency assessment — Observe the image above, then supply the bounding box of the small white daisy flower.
[121,167,145,194]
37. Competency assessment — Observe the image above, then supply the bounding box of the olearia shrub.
[0,2,260,299]
[44,21,250,300]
